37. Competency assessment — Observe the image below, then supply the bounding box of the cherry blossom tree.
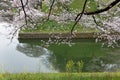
[0,0,120,47]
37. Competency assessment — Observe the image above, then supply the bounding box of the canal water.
[0,22,120,73]
[0,22,58,73]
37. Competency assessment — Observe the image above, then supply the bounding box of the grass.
[69,0,98,12]
[21,20,98,33]
[1,72,120,80]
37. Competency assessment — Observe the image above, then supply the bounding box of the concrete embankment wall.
[18,32,97,39]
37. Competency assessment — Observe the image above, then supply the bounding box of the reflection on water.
[16,43,58,73]
[49,42,120,72]
[19,39,120,72]
[17,44,48,57]
[0,22,58,73]
[0,22,120,73]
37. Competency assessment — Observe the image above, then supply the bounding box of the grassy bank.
[21,20,98,33]
[1,72,120,80]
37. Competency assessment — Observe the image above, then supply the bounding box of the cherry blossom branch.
[6,0,29,9]
[10,24,25,42]
[47,0,55,20]
[72,0,120,33]
[92,15,99,27]
[75,0,119,17]
[20,0,28,25]
[71,0,88,34]
[84,0,120,15]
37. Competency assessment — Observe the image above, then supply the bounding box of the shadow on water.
[18,39,120,72]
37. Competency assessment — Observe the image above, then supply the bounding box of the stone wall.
[18,32,97,39]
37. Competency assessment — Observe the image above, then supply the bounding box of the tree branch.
[11,0,28,9]
[47,0,55,20]
[84,0,120,15]
[92,15,99,26]
[20,0,28,25]
[71,0,88,34]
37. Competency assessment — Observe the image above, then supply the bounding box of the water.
[0,22,58,73]
[19,39,120,72]
[0,22,120,73]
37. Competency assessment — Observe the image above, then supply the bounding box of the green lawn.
[1,72,120,80]
[69,0,98,12]
[21,0,100,33]
[21,20,98,33]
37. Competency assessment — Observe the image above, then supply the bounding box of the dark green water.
[18,39,120,72]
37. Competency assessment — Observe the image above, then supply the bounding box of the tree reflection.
[17,40,120,72]
[16,43,58,72]
[85,49,120,72]
[16,43,49,57]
